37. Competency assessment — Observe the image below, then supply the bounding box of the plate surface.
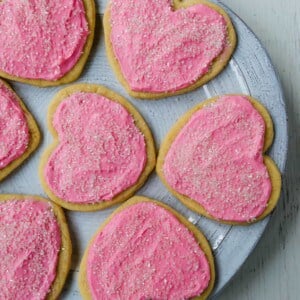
[0,0,287,298]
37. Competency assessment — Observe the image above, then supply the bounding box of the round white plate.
[0,0,287,298]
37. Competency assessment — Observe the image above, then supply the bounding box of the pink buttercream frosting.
[0,82,29,169]
[87,201,211,299]
[163,95,272,222]
[0,198,61,299]
[44,92,146,204]
[0,0,89,80]
[109,0,227,93]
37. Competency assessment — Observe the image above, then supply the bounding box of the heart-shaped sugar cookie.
[0,0,95,86]
[40,84,156,211]
[0,79,40,181]
[0,194,71,299]
[79,196,215,299]
[157,95,281,224]
[104,0,236,99]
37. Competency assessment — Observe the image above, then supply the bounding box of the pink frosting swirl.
[109,0,227,92]
[44,92,146,204]
[87,201,211,299]
[0,0,89,80]
[0,82,29,169]
[163,95,272,222]
[0,198,61,299]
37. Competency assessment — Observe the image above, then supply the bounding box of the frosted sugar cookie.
[157,95,281,224]
[0,0,95,86]
[79,196,215,300]
[0,194,72,299]
[0,79,40,181]
[40,84,156,211]
[104,0,236,99]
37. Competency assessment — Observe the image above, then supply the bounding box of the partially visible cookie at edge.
[39,84,156,211]
[79,196,215,300]
[104,0,236,99]
[0,0,95,86]
[0,194,72,299]
[0,79,40,181]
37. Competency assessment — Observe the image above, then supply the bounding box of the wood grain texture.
[219,0,300,299]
